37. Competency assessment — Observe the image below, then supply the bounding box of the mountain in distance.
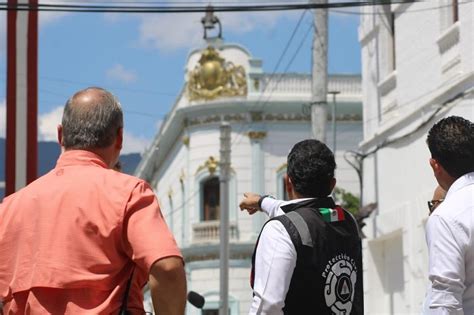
[0,138,142,198]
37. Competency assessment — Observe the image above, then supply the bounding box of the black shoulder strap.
[119,268,134,315]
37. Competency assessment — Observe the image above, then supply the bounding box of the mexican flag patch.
[319,206,345,222]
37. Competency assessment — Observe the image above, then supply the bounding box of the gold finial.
[248,131,267,140]
[196,156,219,175]
[182,135,190,147]
[179,169,186,184]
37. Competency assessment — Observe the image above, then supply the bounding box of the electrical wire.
[0,0,422,13]
[229,9,309,147]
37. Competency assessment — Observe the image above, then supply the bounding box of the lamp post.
[201,5,222,39]
[328,91,340,153]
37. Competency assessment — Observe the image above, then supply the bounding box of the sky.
[0,1,361,154]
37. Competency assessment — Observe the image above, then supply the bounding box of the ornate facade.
[136,39,363,314]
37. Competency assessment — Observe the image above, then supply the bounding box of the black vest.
[251,198,364,315]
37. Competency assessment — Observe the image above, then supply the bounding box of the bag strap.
[119,268,135,315]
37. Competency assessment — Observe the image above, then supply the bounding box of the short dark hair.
[287,139,336,198]
[427,116,474,178]
[62,87,123,150]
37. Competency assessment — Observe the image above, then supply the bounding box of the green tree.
[333,187,360,215]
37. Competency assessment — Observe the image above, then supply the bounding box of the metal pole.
[329,91,340,153]
[310,0,328,142]
[219,122,231,315]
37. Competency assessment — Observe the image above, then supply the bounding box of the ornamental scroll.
[187,46,247,101]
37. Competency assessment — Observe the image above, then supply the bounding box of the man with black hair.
[240,139,363,314]
[424,116,474,314]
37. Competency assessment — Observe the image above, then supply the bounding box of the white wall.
[360,1,474,313]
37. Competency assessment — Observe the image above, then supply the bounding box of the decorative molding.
[441,55,461,74]
[187,46,247,101]
[187,113,246,126]
[248,131,267,140]
[196,156,219,175]
[179,169,186,185]
[437,21,460,54]
[378,71,397,97]
[250,111,263,122]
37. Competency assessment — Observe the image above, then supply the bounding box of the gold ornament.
[187,46,247,101]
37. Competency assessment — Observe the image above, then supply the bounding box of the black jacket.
[251,197,364,315]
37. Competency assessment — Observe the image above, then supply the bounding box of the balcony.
[192,220,238,244]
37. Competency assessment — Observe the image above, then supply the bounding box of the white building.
[135,23,363,314]
[359,1,474,314]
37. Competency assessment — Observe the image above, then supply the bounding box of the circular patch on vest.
[322,254,357,314]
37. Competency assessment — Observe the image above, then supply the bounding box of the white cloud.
[38,106,63,142]
[106,64,138,84]
[136,5,298,52]
[1,103,150,154]
[122,131,150,154]
[39,0,71,27]
[0,99,5,138]
[0,13,5,58]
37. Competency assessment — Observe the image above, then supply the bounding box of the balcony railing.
[192,220,238,243]
[258,74,361,97]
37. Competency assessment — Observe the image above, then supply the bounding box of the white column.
[248,131,267,237]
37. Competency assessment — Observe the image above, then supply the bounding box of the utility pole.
[310,0,328,142]
[329,91,340,153]
[219,122,231,315]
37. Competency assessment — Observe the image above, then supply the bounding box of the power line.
[232,21,313,147]
[230,9,309,147]
[0,0,422,13]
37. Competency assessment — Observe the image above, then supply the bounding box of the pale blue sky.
[0,5,361,153]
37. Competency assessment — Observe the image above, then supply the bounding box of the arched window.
[276,163,289,201]
[201,176,220,221]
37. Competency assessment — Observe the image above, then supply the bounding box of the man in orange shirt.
[0,87,186,314]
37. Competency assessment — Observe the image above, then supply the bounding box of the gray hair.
[61,87,123,150]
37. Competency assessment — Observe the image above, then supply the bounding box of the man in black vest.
[240,139,363,315]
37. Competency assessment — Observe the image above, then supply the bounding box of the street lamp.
[201,5,222,39]
[328,91,340,153]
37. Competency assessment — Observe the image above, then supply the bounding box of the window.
[389,12,396,71]
[201,176,220,221]
[440,0,459,31]
[452,0,459,23]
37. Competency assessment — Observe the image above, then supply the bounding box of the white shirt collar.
[446,172,474,199]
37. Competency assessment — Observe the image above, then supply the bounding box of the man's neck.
[64,147,117,169]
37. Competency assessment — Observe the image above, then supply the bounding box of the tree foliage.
[333,187,360,215]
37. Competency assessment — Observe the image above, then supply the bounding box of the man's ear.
[57,124,63,146]
[429,158,442,176]
[285,173,294,198]
[116,127,123,150]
